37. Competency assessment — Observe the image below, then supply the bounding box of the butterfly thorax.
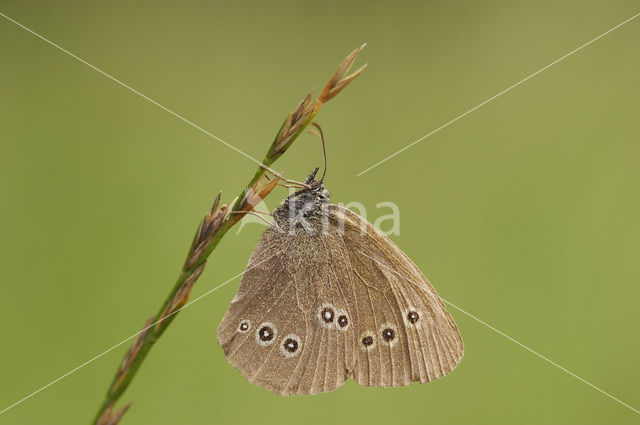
[273,172,329,235]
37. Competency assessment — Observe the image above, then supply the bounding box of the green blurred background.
[1,1,639,424]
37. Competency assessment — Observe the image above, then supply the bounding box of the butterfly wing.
[328,204,463,387]
[216,226,358,395]
[217,205,463,395]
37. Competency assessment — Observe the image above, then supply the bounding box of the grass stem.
[92,45,366,425]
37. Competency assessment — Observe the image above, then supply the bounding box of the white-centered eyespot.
[404,307,423,325]
[255,322,277,346]
[317,303,336,328]
[359,330,376,351]
[279,333,302,357]
[237,319,251,333]
[336,310,350,331]
[379,323,399,347]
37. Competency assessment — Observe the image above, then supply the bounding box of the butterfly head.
[273,168,329,233]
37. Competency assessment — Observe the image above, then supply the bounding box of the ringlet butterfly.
[217,164,463,395]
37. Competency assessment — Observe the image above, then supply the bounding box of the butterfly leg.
[259,164,312,189]
[277,183,308,189]
[230,210,275,227]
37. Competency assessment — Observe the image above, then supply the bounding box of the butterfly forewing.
[217,226,357,395]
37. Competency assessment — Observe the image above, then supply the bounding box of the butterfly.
[217,169,463,395]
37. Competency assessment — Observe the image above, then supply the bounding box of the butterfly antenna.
[309,122,327,182]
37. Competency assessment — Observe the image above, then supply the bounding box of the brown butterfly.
[217,169,463,395]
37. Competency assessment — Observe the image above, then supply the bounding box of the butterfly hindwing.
[329,204,464,386]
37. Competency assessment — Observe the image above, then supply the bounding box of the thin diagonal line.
[0,11,265,168]
[0,250,281,416]
[356,11,640,177]
[357,250,639,415]
[440,299,640,415]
